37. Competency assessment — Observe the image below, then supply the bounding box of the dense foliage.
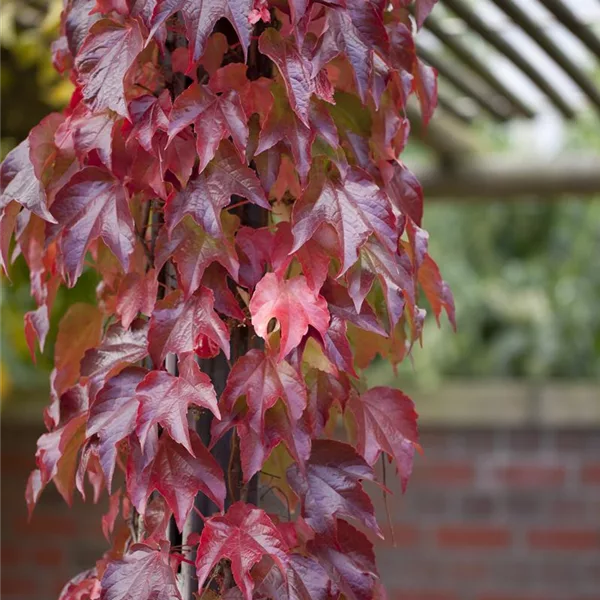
[0,0,455,598]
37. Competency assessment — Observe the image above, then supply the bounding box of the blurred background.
[1,0,599,599]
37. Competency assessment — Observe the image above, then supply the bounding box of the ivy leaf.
[418,253,456,330]
[164,141,269,239]
[349,386,419,490]
[322,315,356,376]
[24,305,50,363]
[218,349,307,437]
[80,319,149,399]
[149,0,253,63]
[255,554,332,600]
[250,273,330,361]
[195,502,289,600]
[54,303,104,395]
[87,366,147,489]
[168,85,248,172]
[128,431,226,530]
[381,160,423,226]
[255,87,315,186]
[258,29,315,127]
[48,166,136,286]
[75,18,144,117]
[135,356,219,455]
[313,0,388,103]
[291,169,397,275]
[71,109,119,170]
[415,0,438,30]
[100,541,182,600]
[308,520,378,600]
[58,569,101,600]
[115,269,159,330]
[0,139,56,223]
[155,216,239,298]
[148,288,230,367]
[287,439,380,536]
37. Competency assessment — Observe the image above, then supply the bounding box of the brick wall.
[2,423,599,600]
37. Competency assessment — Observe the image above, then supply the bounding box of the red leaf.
[71,109,118,170]
[259,29,315,127]
[418,253,456,330]
[100,541,182,600]
[135,356,219,454]
[115,269,158,329]
[102,489,122,540]
[148,288,230,366]
[24,305,49,362]
[349,386,419,490]
[149,0,253,62]
[292,168,397,275]
[54,303,104,395]
[255,554,332,600]
[59,569,101,600]
[313,0,388,103]
[75,18,144,117]
[0,139,57,223]
[128,431,226,530]
[49,166,136,285]
[415,0,438,30]
[308,520,378,600]
[195,502,289,600]
[164,141,269,238]
[287,439,380,537]
[87,366,147,488]
[169,85,248,172]
[222,349,305,430]
[413,57,438,127]
[250,273,330,361]
[155,216,239,298]
[80,319,149,399]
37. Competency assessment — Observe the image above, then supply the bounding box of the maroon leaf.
[308,520,378,600]
[24,305,49,362]
[148,288,230,366]
[155,216,239,298]
[255,554,332,600]
[195,502,289,600]
[169,85,248,172]
[413,57,438,127]
[128,431,226,530]
[80,319,149,399]
[164,141,269,238]
[418,253,456,330]
[250,273,330,361]
[287,439,380,536]
[115,269,158,329]
[135,356,219,454]
[100,541,182,600]
[75,18,144,117]
[0,139,56,223]
[292,168,397,275]
[87,366,147,488]
[59,569,101,600]
[349,386,419,490]
[70,108,118,169]
[259,28,315,127]
[49,166,136,285]
[149,0,253,63]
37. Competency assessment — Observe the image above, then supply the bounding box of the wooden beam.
[424,14,536,118]
[538,0,600,60]
[440,0,576,118]
[418,155,600,199]
[490,0,600,113]
[436,91,475,124]
[417,46,512,121]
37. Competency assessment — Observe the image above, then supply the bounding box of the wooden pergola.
[411,0,600,199]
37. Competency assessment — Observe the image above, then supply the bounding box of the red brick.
[1,546,21,566]
[34,547,64,567]
[437,525,511,549]
[412,462,475,486]
[377,523,421,547]
[493,465,565,488]
[478,595,547,600]
[581,464,600,485]
[389,591,458,600]
[528,529,600,551]
[1,577,37,596]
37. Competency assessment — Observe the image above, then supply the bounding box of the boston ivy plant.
[0,0,455,598]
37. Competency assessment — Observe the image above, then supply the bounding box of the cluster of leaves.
[0,0,454,598]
